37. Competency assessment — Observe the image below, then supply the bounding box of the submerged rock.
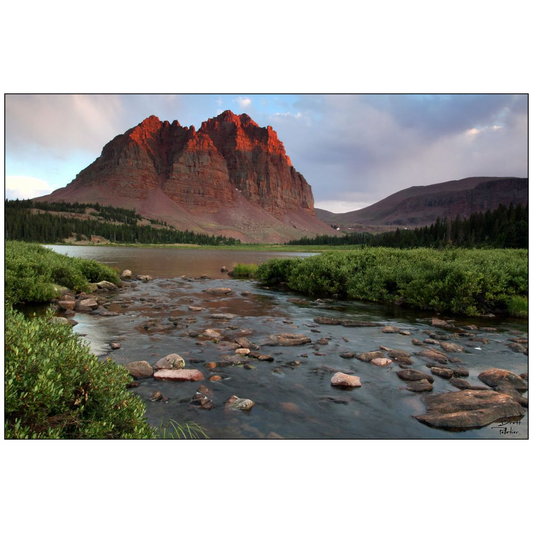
[414,390,525,430]
[397,369,435,383]
[382,326,401,333]
[264,333,312,346]
[407,379,433,392]
[205,287,232,295]
[371,357,393,367]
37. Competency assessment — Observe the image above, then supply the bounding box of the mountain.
[316,177,528,229]
[37,111,336,243]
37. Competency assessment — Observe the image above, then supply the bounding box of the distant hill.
[316,177,528,229]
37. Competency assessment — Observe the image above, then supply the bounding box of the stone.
[478,368,528,391]
[331,372,361,388]
[341,320,382,327]
[75,298,98,312]
[264,333,312,346]
[439,342,463,353]
[188,306,203,312]
[356,351,384,362]
[416,349,448,365]
[138,275,152,282]
[430,367,454,379]
[382,326,401,333]
[96,280,117,290]
[431,318,451,328]
[407,379,433,392]
[235,348,251,356]
[205,287,232,295]
[414,390,526,429]
[121,269,132,278]
[316,338,329,345]
[411,338,424,346]
[507,343,527,354]
[452,367,470,378]
[371,357,393,366]
[314,317,342,325]
[51,317,72,326]
[58,300,76,310]
[225,395,255,411]
[202,329,222,339]
[257,354,274,362]
[154,369,205,382]
[210,313,237,320]
[110,342,121,350]
[154,354,186,370]
[126,361,154,379]
[150,391,166,402]
[339,352,356,359]
[399,330,411,336]
[236,337,259,350]
[396,369,435,383]
[209,375,222,382]
[192,385,215,409]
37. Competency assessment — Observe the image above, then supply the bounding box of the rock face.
[38,111,335,243]
[414,390,526,430]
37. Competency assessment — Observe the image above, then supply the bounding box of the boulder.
[75,298,98,312]
[202,329,222,339]
[121,269,132,278]
[110,342,121,350]
[478,368,528,392]
[382,326,401,333]
[225,395,255,411]
[188,306,204,312]
[58,300,76,310]
[154,369,205,382]
[430,367,454,379]
[371,357,393,367]
[396,369,435,383]
[236,337,259,350]
[209,313,237,320]
[264,333,312,346]
[154,354,186,370]
[205,287,232,295]
[407,379,433,392]
[126,361,154,379]
[431,318,451,328]
[439,342,463,353]
[235,348,251,356]
[331,372,361,388]
[356,351,384,362]
[339,352,356,359]
[96,280,117,290]
[314,317,342,325]
[452,367,470,378]
[414,389,526,429]
[416,349,448,365]
[192,385,215,410]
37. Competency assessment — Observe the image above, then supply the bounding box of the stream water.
[45,245,529,439]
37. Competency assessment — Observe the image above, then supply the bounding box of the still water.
[46,245,528,439]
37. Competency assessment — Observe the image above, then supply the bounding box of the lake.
[46,245,529,439]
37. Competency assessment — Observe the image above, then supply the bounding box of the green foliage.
[288,203,528,249]
[256,248,528,316]
[506,296,528,318]
[230,263,259,278]
[5,199,241,245]
[4,306,155,439]
[5,241,119,304]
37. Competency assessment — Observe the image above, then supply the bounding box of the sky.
[5,94,528,213]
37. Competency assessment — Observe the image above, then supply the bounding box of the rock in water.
[126,361,154,379]
[331,372,361,388]
[154,354,186,370]
[225,395,255,411]
[264,333,312,346]
[154,369,205,382]
[478,368,528,391]
[415,390,525,429]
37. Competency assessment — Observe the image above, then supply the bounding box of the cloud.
[235,96,252,109]
[6,176,53,200]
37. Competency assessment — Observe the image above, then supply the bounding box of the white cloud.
[235,96,252,109]
[5,175,53,200]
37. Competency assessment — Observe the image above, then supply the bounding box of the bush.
[5,241,120,304]
[255,248,528,316]
[230,263,259,278]
[4,305,155,439]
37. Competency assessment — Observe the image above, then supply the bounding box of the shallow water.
[47,246,529,439]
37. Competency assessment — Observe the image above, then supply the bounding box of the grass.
[230,263,259,278]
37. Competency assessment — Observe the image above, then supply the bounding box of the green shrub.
[4,305,155,439]
[506,296,528,318]
[5,241,119,304]
[256,248,528,316]
[230,263,258,278]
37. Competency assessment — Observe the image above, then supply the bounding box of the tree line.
[289,203,528,249]
[4,200,241,245]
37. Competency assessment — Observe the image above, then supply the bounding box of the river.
[46,245,529,439]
